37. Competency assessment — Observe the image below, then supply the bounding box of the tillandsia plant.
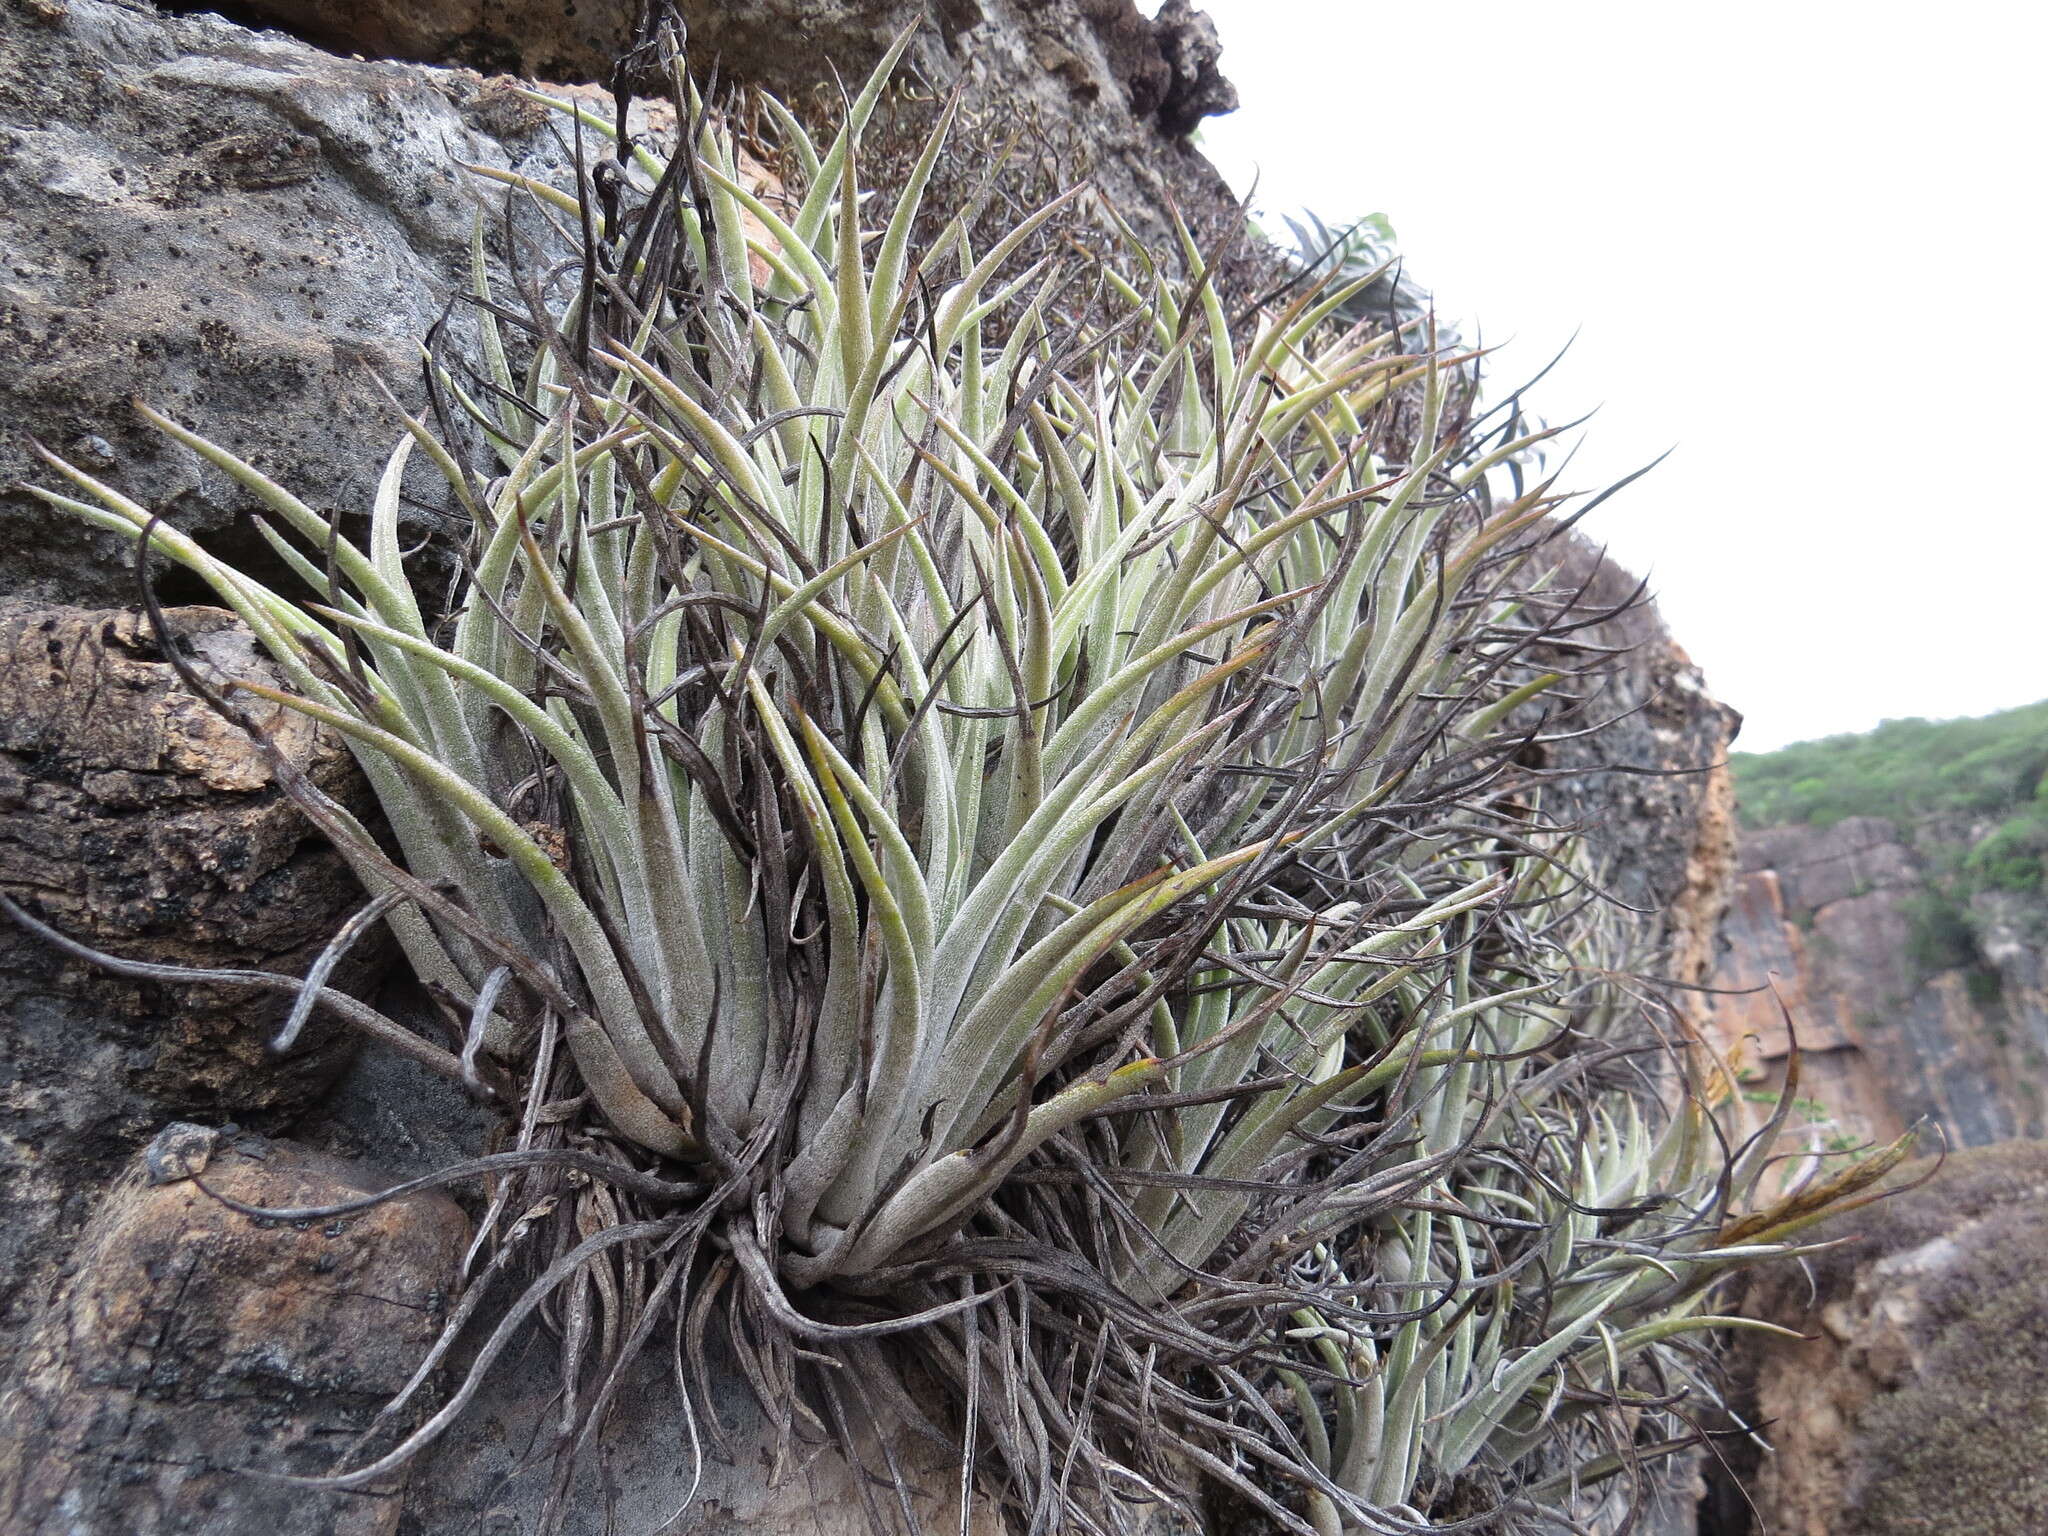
[1276,210,1440,349]
[13,26,1910,1536]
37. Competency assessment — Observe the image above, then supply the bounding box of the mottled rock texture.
[0,0,1245,613]
[1523,532,1741,989]
[1699,815,2048,1152]
[389,1344,1024,1535]
[206,0,1241,153]
[0,0,599,607]
[0,599,382,1357]
[1705,1141,2048,1536]
[0,1131,467,1536]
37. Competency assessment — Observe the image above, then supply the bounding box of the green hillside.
[1732,700,2048,896]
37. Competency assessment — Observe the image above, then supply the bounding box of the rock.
[0,599,384,1358]
[0,0,585,608]
[213,0,645,82]
[0,0,1250,613]
[392,1341,1020,1536]
[218,0,1243,145]
[0,1132,468,1536]
[1152,0,1239,137]
[1699,815,2048,1153]
[1698,869,1912,1167]
[1707,1141,2048,1536]
[1742,816,1920,916]
[1521,532,1742,988]
[143,1120,221,1184]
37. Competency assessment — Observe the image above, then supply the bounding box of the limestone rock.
[219,0,1242,145]
[1151,0,1239,137]
[1709,1141,2048,1536]
[0,599,384,1352]
[392,1342,1019,1535]
[215,0,646,82]
[1743,815,1920,916]
[0,1132,468,1536]
[0,0,1247,612]
[1701,868,1912,1162]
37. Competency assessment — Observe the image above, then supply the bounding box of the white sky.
[1183,0,2047,751]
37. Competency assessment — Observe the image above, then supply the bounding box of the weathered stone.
[213,0,1242,146]
[393,1341,1020,1536]
[0,599,383,1353]
[1521,532,1742,988]
[1697,868,1912,1173]
[143,1119,221,1184]
[0,0,1247,612]
[1151,0,1238,137]
[0,1132,468,1536]
[1708,1141,2048,1536]
[202,0,645,82]
[0,0,589,608]
[1743,815,1919,916]
[1699,813,2048,1152]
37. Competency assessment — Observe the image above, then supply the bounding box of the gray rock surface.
[0,0,578,607]
[1521,532,1742,989]
[0,0,1248,614]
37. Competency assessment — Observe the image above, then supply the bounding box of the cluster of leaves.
[14,29,1899,1536]
[1276,212,1442,350]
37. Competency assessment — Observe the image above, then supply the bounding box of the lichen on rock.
[1713,1141,2048,1536]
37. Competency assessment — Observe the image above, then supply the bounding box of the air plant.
[13,27,1906,1536]
[1276,210,1443,351]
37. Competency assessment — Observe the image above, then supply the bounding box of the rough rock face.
[0,0,580,607]
[0,599,383,1358]
[206,0,1242,152]
[1704,1141,2048,1536]
[187,0,649,82]
[391,1346,1020,1535]
[0,1130,467,1536]
[0,0,1244,614]
[1698,816,2048,1152]
[1523,533,1742,989]
[1701,868,1912,1153]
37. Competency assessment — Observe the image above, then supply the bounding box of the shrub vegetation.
[1734,701,2048,1001]
[1732,700,2048,891]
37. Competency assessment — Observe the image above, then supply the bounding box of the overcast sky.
[1184,1,2046,752]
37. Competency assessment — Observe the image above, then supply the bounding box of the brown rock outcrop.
[1702,868,1909,1157]
[0,600,383,1355]
[1706,1141,2048,1536]
[1699,817,2047,1153]
[0,1130,468,1535]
